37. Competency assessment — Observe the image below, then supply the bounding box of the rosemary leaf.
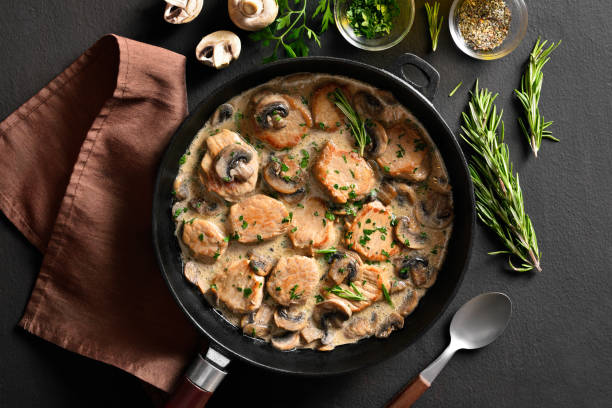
[425,1,443,52]
[461,81,542,272]
[449,81,463,97]
[332,89,370,156]
[514,37,561,157]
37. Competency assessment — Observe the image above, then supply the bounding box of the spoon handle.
[386,343,459,407]
[386,375,430,408]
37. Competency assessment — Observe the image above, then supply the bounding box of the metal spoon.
[387,292,512,408]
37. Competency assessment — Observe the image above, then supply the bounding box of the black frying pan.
[153,54,475,406]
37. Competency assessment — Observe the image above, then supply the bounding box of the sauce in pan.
[172,74,453,351]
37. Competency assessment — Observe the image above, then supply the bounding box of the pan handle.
[392,53,440,100]
[165,347,230,408]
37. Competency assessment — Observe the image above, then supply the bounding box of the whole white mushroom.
[196,31,242,69]
[228,0,278,31]
[163,0,204,24]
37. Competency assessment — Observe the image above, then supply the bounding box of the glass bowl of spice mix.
[334,0,415,51]
[449,0,527,60]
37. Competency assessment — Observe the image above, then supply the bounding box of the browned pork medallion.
[172,74,454,351]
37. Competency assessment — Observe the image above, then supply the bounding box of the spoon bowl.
[450,292,512,350]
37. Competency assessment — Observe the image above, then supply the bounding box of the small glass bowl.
[449,0,528,60]
[334,0,415,51]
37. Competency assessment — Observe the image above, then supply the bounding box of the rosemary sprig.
[332,89,370,156]
[461,81,542,272]
[514,37,561,157]
[249,0,333,63]
[326,284,367,301]
[424,1,443,52]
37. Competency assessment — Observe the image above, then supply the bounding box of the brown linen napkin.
[0,34,199,392]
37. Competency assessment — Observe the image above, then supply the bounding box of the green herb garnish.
[515,37,561,157]
[250,0,334,62]
[326,284,367,301]
[461,81,541,272]
[332,89,370,156]
[346,0,400,39]
[381,283,393,306]
[424,1,443,52]
[449,81,463,97]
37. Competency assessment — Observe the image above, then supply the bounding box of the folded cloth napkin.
[0,34,200,392]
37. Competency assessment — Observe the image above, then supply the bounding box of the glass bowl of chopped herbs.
[334,0,414,51]
[449,0,527,60]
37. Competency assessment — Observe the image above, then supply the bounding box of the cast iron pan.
[153,54,475,405]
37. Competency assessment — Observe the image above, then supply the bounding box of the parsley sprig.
[515,37,561,157]
[332,88,370,156]
[424,1,443,52]
[461,81,541,272]
[250,0,334,63]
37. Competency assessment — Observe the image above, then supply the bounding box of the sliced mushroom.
[395,256,435,288]
[300,327,324,343]
[353,90,385,117]
[214,144,254,183]
[415,192,453,229]
[312,299,352,345]
[263,155,306,194]
[173,175,190,200]
[394,215,428,249]
[376,312,404,338]
[241,303,274,337]
[247,250,275,276]
[377,182,397,206]
[271,331,300,351]
[429,162,452,193]
[228,0,278,31]
[365,120,388,158]
[254,94,290,130]
[395,183,418,205]
[211,103,235,126]
[274,306,307,331]
[164,0,203,24]
[189,195,224,216]
[196,31,241,69]
[397,288,419,317]
[278,187,306,204]
[344,316,377,339]
[327,251,363,285]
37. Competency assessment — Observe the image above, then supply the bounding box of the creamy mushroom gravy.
[172,73,453,351]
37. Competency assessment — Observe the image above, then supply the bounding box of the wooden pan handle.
[386,374,431,408]
[165,377,213,408]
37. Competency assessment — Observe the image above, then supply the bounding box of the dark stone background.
[1,0,610,407]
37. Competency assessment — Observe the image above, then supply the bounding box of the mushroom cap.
[263,154,306,195]
[365,120,389,158]
[312,298,352,327]
[394,215,428,249]
[196,31,241,69]
[211,103,235,126]
[228,0,278,31]
[327,251,363,285]
[271,331,300,351]
[274,306,307,331]
[376,312,404,338]
[164,0,204,24]
[415,191,453,229]
[214,144,254,183]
